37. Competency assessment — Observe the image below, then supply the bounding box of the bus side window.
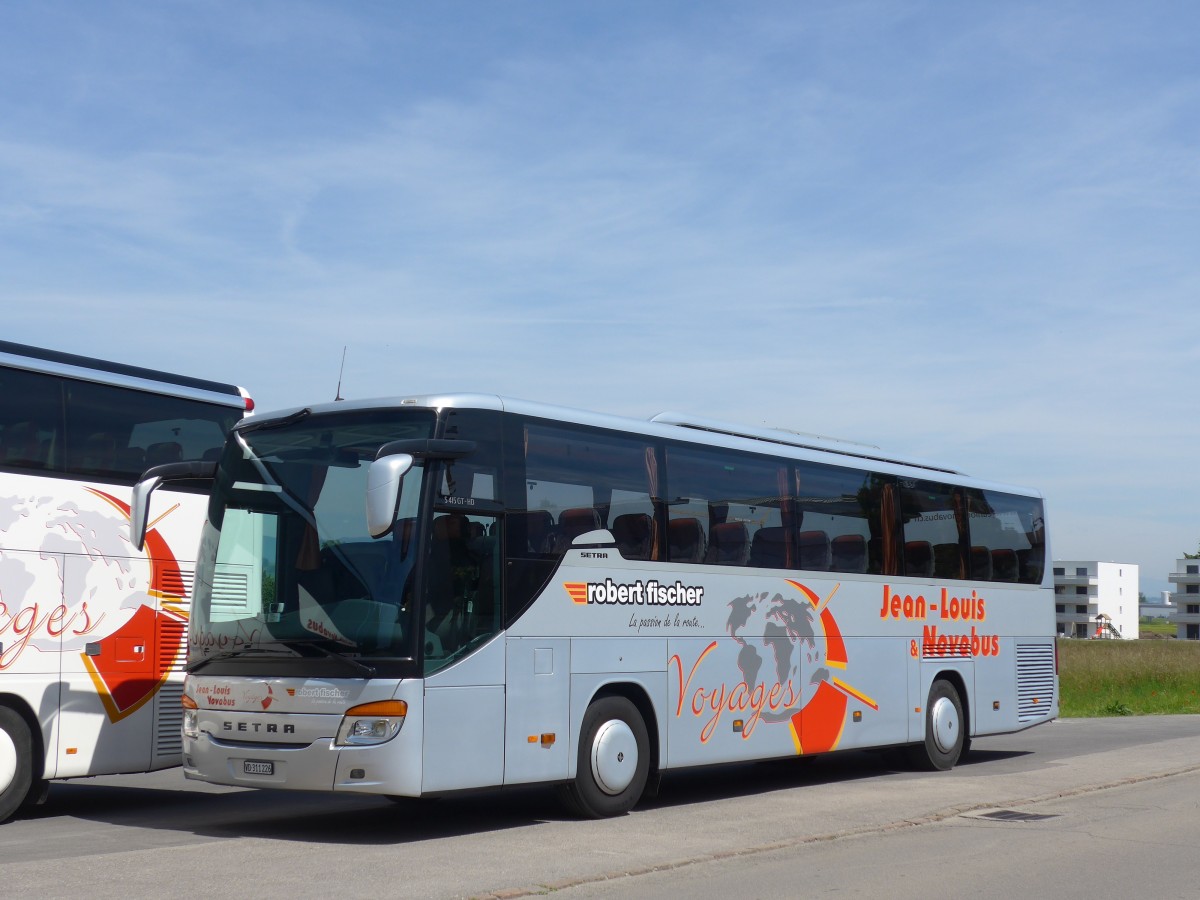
[664,443,787,569]
[0,366,63,473]
[898,480,966,581]
[794,461,887,576]
[505,418,662,621]
[965,488,1046,585]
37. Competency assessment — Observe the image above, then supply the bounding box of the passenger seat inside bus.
[145,441,183,468]
[933,543,963,579]
[748,526,788,568]
[798,530,832,571]
[991,548,1018,582]
[705,521,749,566]
[612,513,654,560]
[2,421,51,469]
[905,541,934,577]
[830,534,868,573]
[668,517,706,563]
[80,432,117,472]
[970,546,993,580]
[556,507,601,551]
[512,509,555,555]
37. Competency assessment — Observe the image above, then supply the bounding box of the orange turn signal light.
[345,700,408,717]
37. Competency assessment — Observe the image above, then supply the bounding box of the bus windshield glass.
[189,408,436,665]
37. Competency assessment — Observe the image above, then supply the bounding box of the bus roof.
[241,392,1045,498]
[0,339,250,409]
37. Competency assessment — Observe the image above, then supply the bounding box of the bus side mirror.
[367,453,414,539]
[130,461,218,551]
[130,475,164,552]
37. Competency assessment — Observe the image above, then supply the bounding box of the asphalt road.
[1,716,1198,899]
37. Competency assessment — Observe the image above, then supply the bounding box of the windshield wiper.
[277,638,378,677]
[186,644,297,674]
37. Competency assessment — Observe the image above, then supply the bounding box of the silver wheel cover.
[0,727,16,794]
[590,719,638,796]
[930,695,960,754]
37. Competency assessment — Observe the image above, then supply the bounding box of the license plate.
[243,760,274,776]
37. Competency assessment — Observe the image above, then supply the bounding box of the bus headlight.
[182,694,200,740]
[335,700,408,747]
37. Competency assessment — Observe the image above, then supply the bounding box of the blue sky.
[2,2,1198,595]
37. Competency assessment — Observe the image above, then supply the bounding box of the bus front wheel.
[0,706,34,824]
[560,696,649,818]
[909,679,965,771]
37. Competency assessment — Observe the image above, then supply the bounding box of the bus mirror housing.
[130,461,218,551]
[366,453,414,539]
[366,439,475,539]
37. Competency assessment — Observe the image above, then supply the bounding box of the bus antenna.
[334,346,347,401]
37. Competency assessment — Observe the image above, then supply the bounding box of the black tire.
[559,696,649,818]
[908,679,965,771]
[0,706,34,824]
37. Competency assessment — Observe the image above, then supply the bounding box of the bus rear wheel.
[0,706,34,824]
[559,696,649,818]
[909,679,965,771]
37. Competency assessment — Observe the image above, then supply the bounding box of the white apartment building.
[1053,561,1139,639]
[1166,560,1200,641]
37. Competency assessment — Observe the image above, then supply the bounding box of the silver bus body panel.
[509,545,1055,772]
[182,675,425,796]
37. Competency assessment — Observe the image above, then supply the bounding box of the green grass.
[1057,639,1200,717]
[1139,618,1176,637]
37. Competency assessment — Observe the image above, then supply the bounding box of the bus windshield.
[189,408,436,666]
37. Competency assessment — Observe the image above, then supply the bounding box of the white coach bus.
[132,394,1056,818]
[0,340,251,823]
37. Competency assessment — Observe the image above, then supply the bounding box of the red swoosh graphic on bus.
[83,489,189,722]
[786,579,856,754]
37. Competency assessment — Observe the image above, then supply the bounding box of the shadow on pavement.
[14,743,1031,846]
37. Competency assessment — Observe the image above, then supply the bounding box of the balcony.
[1054,573,1097,587]
[1168,573,1200,587]
[1055,610,1096,625]
[1168,561,1200,586]
[1173,607,1200,626]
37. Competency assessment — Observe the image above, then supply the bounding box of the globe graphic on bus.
[0,489,148,665]
[726,589,828,723]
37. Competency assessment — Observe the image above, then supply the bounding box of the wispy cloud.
[2,1,1199,588]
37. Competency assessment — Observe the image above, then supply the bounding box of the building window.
[1187,565,1199,575]
[1076,586,1087,595]
[1187,584,1199,594]
[1076,567,1088,577]
[1188,623,1199,640]
[1053,567,1065,577]
[1076,605,1087,615]
[1188,604,1200,615]
[1055,585,1066,594]
[1055,604,1065,614]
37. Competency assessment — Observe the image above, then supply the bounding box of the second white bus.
[0,340,251,823]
